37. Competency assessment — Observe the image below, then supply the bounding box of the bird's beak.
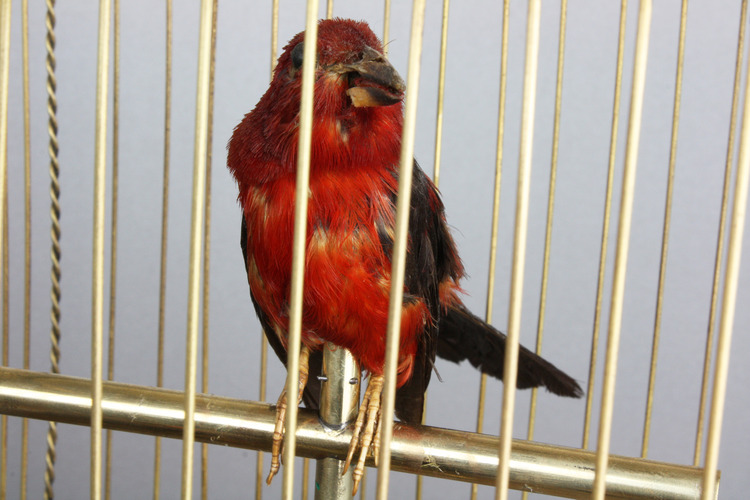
[343,46,405,107]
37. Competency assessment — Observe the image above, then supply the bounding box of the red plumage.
[227,18,581,488]
[228,19,438,387]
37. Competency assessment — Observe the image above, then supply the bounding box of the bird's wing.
[377,160,464,423]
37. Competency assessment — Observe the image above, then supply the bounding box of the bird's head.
[228,19,405,188]
[279,19,405,108]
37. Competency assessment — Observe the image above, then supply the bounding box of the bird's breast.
[243,168,396,318]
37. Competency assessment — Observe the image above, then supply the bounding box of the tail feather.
[437,305,583,398]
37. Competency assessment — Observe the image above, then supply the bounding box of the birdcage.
[0,0,747,499]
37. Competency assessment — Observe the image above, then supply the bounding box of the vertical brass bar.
[21,0,32,497]
[382,0,391,56]
[104,0,120,497]
[314,344,360,499]
[269,0,278,75]
[524,1,567,471]
[302,459,310,500]
[201,236,210,495]
[495,1,541,499]
[642,0,688,459]
[314,459,348,500]
[417,3,450,497]
[317,13,328,355]
[153,1,172,498]
[694,0,747,467]
[256,2,279,497]
[471,2,509,498]
[0,182,5,500]
[43,0,60,496]
[201,1,218,498]
[256,344,268,500]
[415,411,424,499]
[255,346,268,500]
[282,1,319,497]
[431,0,449,188]
[700,16,750,500]
[582,0,628,450]
[1,171,6,500]
[471,378,487,500]
[0,4,9,498]
[592,1,652,499]
[92,0,113,499]
[376,1,426,498]
[182,1,215,498]
[92,0,113,498]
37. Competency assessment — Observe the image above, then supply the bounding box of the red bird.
[227,18,582,493]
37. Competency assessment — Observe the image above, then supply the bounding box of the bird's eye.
[291,42,304,70]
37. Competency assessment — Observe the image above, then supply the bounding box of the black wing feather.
[437,305,583,397]
[383,160,463,423]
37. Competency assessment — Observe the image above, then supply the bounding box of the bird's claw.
[266,389,288,484]
[343,374,384,496]
[267,347,310,485]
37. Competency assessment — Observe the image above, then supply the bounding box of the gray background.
[4,1,750,499]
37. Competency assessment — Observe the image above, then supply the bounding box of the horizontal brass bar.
[0,367,716,499]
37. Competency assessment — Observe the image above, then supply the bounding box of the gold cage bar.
[0,367,718,500]
[0,2,743,499]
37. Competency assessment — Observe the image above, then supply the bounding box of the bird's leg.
[266,345,311,485]
[343,374,384,495]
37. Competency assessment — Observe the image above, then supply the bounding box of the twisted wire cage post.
[1,1,749,499]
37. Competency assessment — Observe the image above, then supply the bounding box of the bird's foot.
[266,346,310,485]
[343,374,384,495]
